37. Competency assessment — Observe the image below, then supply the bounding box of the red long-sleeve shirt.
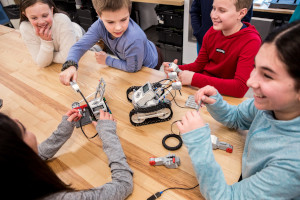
[179,22,261,98]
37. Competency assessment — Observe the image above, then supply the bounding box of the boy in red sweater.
[164,0,261,98]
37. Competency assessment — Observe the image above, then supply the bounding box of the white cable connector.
[70,81,80,93]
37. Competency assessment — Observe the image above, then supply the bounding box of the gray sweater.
[38,116,133,200]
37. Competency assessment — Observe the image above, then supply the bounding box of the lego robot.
[126,72,182,126]
[70,78,109,127]
[149,153,180,169]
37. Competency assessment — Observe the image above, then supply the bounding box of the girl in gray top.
[0,109,133,199]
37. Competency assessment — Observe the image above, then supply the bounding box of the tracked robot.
[126,69,182,126]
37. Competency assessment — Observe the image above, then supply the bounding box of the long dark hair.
[19,0,63,23]
[0,112,72,199]
[264,20,300,90]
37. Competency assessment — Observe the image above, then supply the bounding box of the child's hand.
[194,85,218,105]
[178,70,194,85]
[176,110,206,134]
[92,110,116,127]
[35,25,52,41]
[163,59,178,75]
[95,51,107,65]
[59,66,78,86]
[65,109,82,122]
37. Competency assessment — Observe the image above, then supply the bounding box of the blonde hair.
[91,0,132,16]
[234,0,252,10]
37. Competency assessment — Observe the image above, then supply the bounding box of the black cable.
[79,118,98,139]
[158,78,172,83]
[78,90,97,121]
[147,184,199,200]
[170,120,180,135]
[168,90,189,109]
[162,183,199,193]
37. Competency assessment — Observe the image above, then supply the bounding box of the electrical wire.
[162,183,199,193]
[79,119,98,139]
[158,78,172,83]
[76,90,98,139]
[147,184,199,200]
[168,90,190,109]
[78,90,97,121]
[171,120,181,134]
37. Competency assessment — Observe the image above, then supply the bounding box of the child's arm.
[178,37,209,73]
[50,111,133,199]
[188,38,261,98]
[38,109,81,160]
[59,20,103,85]
[19,22,54,68]
[181,124,300,200]
[194,86,257,130]
[66,21,102,64]
[105,39,145,72]
[52,15,81,64]
[82,110,133,199]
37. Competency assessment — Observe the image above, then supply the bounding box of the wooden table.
[0,24,14,36]
[0,25,246,199]
[253,1,295,15]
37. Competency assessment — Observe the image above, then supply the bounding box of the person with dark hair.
[177,20,300,199]
[0,109,133,199]
[19,0,85,67]
[59,0,163,86]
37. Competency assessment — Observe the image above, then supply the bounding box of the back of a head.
[234,0,253,11]
[92,0,132,16]
[0,113,72,199]
[264,21,300,90]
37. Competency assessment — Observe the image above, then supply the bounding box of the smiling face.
[210,0,246,36]
[24,2,54,31]
[247,43,300,120]
[99,6,130,39]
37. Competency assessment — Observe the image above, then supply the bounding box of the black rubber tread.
[129,102,173,126]
[126,86,140,102]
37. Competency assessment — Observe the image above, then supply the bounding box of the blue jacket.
[190,0,253,47]
[67,18,157,72]
[182,93,300,199]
